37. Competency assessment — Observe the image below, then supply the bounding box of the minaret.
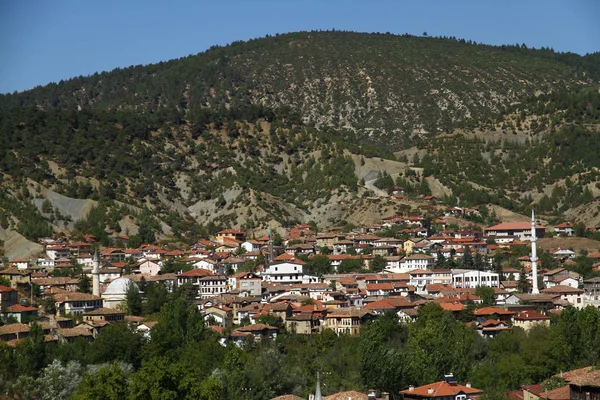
[314,372,323,400]
[92,250,100,297]
[531,210,539,294]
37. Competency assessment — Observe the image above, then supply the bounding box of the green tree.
[125,282,142,316]
[77,275,91,294]
[337,258,362,273]
[517,266,530,293]
[475,285,495,307]
[69,363,129,400]
[306,255,332,276]
[369,255,387,272]
[36,360,82,400]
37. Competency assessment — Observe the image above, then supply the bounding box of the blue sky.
[0,0,598,94]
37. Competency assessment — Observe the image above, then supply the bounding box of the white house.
[241,240,261,253]
[541,285,584,309]
[261,262,320,284]
[452,269,500,289]
[139,260,161,276]
[395,254,435,273]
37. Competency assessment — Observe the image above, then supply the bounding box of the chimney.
[409,385,415,392]
[428,388,434,395]
[382,392,390,400]
[466,382,472,388]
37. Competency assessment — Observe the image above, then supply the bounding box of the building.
[401,375,483,400]
[215,229,245,244]
[102,277,138,309]
[177,268,227,299]
[541,285,584,309]
[0,285,18,309]
[323,308,374,336]
[54,292,104,316]
[452,269,500,289]
[262,261,320,284]
[512,310,550,331]
[485,222,545,241]
[397,254,435,273]
[83,308,125,322]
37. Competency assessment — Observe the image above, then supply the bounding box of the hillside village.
[2,204,600,398]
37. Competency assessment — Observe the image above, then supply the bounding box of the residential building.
[262,261,320,284]
[401,375,483,400]
[397,254,435,273]
[485,221,545,241]
[452,269,500,289]
[0,285,18,309]
[512,310,550,331]
[323,308,374,336]
[541,285,584,309]
[54,292,104,316]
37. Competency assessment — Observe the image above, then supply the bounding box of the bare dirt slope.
[538,237,600,253]
[0,227,44,261]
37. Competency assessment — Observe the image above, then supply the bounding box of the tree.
[518,266,530,293]
[337,258,362,273]
[15,322,46,377]
[125,282,142,316]
[369,255,387,272]
[77,275,91,294]
[36,360,82,400]
[42,295,57,315]
[70,363,129,400]
[475,285,496,307]
[88,322,145,368]
[461,246,474,269]
[306,255,332,276]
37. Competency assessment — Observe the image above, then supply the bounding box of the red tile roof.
[400,380,482,397]
[177,268,214,277]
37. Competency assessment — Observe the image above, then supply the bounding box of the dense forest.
[3,284,600,400]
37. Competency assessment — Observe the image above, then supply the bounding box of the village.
[1,205,600,399]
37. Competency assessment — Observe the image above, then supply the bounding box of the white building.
[261,262,320,284]
[177,268,227,299]
[452,269,500,289]
[409,269,452,293]
[394,254,435,273]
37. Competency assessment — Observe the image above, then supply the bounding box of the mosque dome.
[103,277,138,296]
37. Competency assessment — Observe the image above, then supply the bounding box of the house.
[54,292,104,316]
[323,308,374,336]
[203,304,233,327]
[553,222,574,236]
[262,261,320,284]
[401,374,483,400]
[0,268,32,288]
[83,307,125,322]
[541,285,584,309]
[565,367,600,400]
[398,254,435,273]
[228,272,262,296]
[583,277,600,305]
[473,306,515,323]
[2,304,38,323]
[233,323,278,341]
[0,285,18,309]
[139,260,161,276]
[285,312,322,334]
[0,323,30,341]
[215,229,245,244]
[472,318,511,338]
[551,248,576,261]
[452,269,500,289]
[485,222,545,241]
[512,310,550,331]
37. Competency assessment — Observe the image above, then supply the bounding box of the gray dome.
[103,277,138,296]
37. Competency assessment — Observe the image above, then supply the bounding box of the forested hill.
[2,31,599,144]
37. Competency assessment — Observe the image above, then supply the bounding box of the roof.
[83,307,125,316]
[270,395,305,400]
[566,368,600,387]
[177,268,214,277]
[538,385,570,400]
[486,222,545,231]
[324,391,368,400]
[5,304,38,313]
[235,323,278,333]
[53,292,102,302]
[541,285,583,294]
[400,380,482,397]
[58,328,93,338]
[0,323,30,335]
[514,310,550,321]
[474,307,515,316]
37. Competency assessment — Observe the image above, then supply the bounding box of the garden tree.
[161,258,193,274]
[257,313,283,329]
[128,357,187,399]
[41,295,57,315]
[461,246,474,269]
[475,285,496,307]
[143,282,170,315]
[434,251,446,268]
[15,322,46,377]
[369,255,387,272]
[473,251,485,271]
[0,276,11,287]
[149,296,205,358]
[306,255,333,276]
[360,312,409,395]
[125,282,143,316]
[36,360,82,400]
[407,303,479,385]
[574,222,586,237]
[517,266,530,293]
[221,347,252,399]
[70,363,129,400]
[337,258,363,273]
[492,253,504,276]
[88,322,146,369]
[77,275,91,294]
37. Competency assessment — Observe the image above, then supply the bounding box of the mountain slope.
[2,31,598,145]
